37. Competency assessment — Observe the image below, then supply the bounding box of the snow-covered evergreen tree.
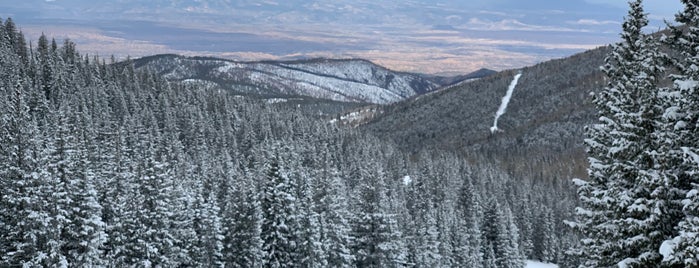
[223,165,263,267]
[481,201,523,268]
[571,0,668,266]
[193,188,224,267]
[660,1,699,265]
[317,164,355,267]
[533,206,556,263]
[454,177,484,267]
[260,154,298,268]
[352,163,408,267]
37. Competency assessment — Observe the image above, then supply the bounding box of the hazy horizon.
[1,0,683,75]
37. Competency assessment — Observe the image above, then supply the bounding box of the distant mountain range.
[131,54,495,104]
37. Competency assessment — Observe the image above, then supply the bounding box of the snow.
[662,106,682,121]
[222,60,425,104]
[329,107,381,126]
[682,147,699,165]
[660,238,679,261]
[525,260,558,268]
[491,72,522,133]
[152,56,433,104]
[216,61,245,73]
[617,258,630,268]
[281,59,438,98]
[675,79,698,91]
[402,175,412,185]
[247,62,407,104]
[265,98,289,104]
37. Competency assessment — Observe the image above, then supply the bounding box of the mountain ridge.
[357,45,611,179]
[129,54,494,105]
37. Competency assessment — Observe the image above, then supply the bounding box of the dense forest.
[0,17,579,267]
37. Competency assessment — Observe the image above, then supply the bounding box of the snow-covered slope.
[132,55,441,104]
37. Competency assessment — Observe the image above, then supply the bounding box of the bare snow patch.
[676,79,698,91]
[265,98,289,104]
[402,175,412,186]
[526,260,558,268]
[490,72,522,133]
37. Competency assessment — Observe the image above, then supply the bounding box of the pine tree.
[352,163,408,267]
[454,177,484,267]
[69,137,108,267]
[126,119,176,267]
[499,206,524,268]
[571,0,667,266]
[223,169,263,268]
[48,104,107,266]
[660,1,699,265]
[0,74,54,266]
[100,125,136,265]
[260,154,298,268]
[193,188,224,267]
[533,206,556,263]
[412,183,442,267]
[318,165,355,267]
[294,167,324,268]
[516,199,534,260]
[482,242,497,268]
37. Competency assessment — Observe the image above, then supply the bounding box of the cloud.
[445,15,462,21]
[568,19,619,25]
[478,10,508,17]
[465,18,583,32]
[8,0,634,75]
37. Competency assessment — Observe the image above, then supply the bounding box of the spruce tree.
[571,0,667,266]
[352,162,408,267]
[318,165,355,267]
[660,1,699,265]
[533,206,556,263]
[0,74,50,266]
[260,154,298,268]
[193,188,224,267]
[223,171,263,267]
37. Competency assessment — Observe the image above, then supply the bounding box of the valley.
[3,0,697,266]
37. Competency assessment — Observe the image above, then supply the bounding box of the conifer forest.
[1,0,699,267]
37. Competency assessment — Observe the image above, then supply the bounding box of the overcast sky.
[0,0,684,74]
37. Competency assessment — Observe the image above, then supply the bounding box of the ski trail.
[490,72,522,133]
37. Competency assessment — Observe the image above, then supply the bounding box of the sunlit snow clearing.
[490,72,522,133]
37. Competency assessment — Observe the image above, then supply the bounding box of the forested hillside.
[0,18,577,267]
[363,45,609,181]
